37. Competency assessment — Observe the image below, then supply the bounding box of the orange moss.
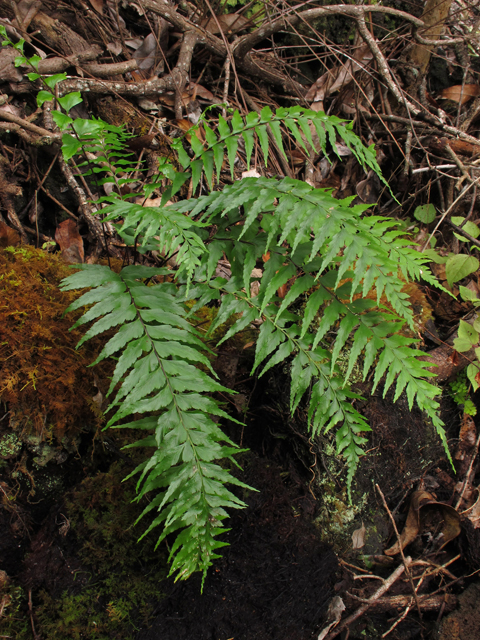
[0,246,110,441]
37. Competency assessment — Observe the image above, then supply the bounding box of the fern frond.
[171,106,386,189]
[61,265,253,586]
[180,173,447,495]
[202,285,372,495]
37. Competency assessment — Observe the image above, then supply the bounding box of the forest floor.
[2,1,480,639]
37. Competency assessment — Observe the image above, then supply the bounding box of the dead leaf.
[334,143,353,157]
[137,98,161,112]
[242,169,261,178]
[356,170,380,204]
[89,0,104,13]
[351,522,366,549]
[186,82,215,102]
[305,71,331,111]
[201,14,250,36]
[15,0,42,30]
[463,489,480,528]
[440,84,480,105]
[384,490,461,556]
[317,596,345,640]
[306,44,373,111]
[0,221,21,248]
[215,259,231,280]
[455,414,477,461]
[55,220,84,264]
[106,0,125,29]
[91,373,104,409]
[125,38,144,50]
[133,33,158,72]
[329,44,373,94]
[106,41,122,56]
[0,103,22,118]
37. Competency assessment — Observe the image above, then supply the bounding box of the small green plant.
[1,26,452,585]
[449,370,477,416]
[451,285,480,392]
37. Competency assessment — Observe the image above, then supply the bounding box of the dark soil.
[137,458,338,640]
[1,433,337,640]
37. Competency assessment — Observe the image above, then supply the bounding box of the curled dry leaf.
[384,490,461,556]
[356,170,380,204]
[440,84,480,105]
[462,489,480,528]
[106,41,122,56]
[317,596,345,640]
[133,33,158,72]
[0,221,21,248]
[55,219,84,264]
[89,0,104,13]
[351,521,366,549]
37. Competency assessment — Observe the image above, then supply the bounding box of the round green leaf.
[58,92,83,113]
[453,337,474,353]
[452,216,480,241]
[61,133,82,160]
[52,110,73,131]
[467,363,480,392]
[458,319,479,344]
[28,54,42,70]
[414,204,436,224]
[445,254,479,288]
[36,90,54,107]
[44,73,67,89]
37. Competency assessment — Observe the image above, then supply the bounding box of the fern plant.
[59,107,449,583]
[1,28,449,583]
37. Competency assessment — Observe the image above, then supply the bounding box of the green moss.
[0,582,30,638]
[6,461,169,640]
[0,432,22,458]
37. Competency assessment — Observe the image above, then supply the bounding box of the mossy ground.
[1,460,169,640]
[0,245,109,441]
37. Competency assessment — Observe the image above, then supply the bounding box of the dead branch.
[0,155,27,242]
[376,485,423,620]
[0,110,61,142]
[348,593,457,613]
[325,558,413,640]
[33,48,102,74]
[58,157,104,247]
[173,30,198,119]
[233,4,465,60]
[0,121,57,146]
[82,60,139,78]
